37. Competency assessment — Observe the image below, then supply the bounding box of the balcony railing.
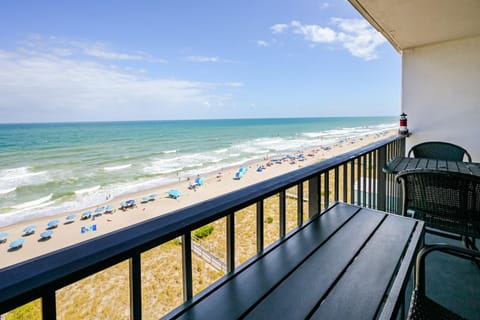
[0,134,406,319]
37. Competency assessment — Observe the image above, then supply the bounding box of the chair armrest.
[415,244,480,294]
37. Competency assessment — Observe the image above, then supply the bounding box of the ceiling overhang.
[348,0,480,52]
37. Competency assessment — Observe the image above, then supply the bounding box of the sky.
[0,0,401,123]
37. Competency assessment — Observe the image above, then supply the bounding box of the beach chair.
[408,141,472,162]
[9,238,25,250]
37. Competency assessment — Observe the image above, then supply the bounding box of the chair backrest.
[408,141,472,162]
[397,169,480,237]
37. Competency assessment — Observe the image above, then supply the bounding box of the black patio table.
[167,202,424,320]
[383,156,480,176]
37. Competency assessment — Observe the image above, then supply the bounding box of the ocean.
[0,117,396,227]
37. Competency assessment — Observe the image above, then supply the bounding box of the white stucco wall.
[402,35,480,160]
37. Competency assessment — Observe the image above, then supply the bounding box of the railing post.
[256,200,264,253]
[182,233,193,301]
[226,213,235,272]
[308,176,320,217]
[334,167,339,202]
[324,172,330,209]
[297,183,303,226]
[130,253,142,320]
[279,191,286,237]
[42,290,56,320]
[376,146,387,211]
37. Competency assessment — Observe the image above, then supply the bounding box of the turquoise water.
[0,117,396,226]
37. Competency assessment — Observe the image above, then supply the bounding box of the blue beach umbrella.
[66,214,76,222]
[125,199,136,207]
[194,177,204,186]
[9,238,25,249]
[166,189,181,199]
[141,196,150,203]
[23,225,36,235]
[47,220,60,229]
[0,232,8,243]
[81,211,92,219]
[148,193,157,201]
[40,230,53,239]
[94,206,105,215]
[105,205,115,213]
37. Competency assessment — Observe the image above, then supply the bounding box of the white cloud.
[19,34,167,63]
[271,18,386,60]
[256,40,270,47]
[291,20,336,43]
[0,39,238,122]
[331,18,386,60]
[270,24,289,34]
[185,56,220,63]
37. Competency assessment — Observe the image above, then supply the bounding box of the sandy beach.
[0,131,395,269]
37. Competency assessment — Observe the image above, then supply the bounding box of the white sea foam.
[214,148,229,154]
[0,187,16,195]
[162,150,177,154]
[103,164,132,171]
[12,193,53,210]
[0,167,49,190]
[75,185,101,195]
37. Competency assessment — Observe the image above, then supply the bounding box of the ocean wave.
[12,193,53,210]
[162,149,177,154]
[103,164,132,171]
[0,167,48,185]
[214,148,229,154]
[0,187,16,195]
[75,185,101,195]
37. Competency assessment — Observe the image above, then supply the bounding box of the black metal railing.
[0,135,405,319]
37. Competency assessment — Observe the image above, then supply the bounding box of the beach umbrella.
[66,214,76,222]
[9,238,25,249]
[94,206,106,215]
[167,189,181,199]
[23,225,36,235]
[105,205,115,213]
[47,219,60,229]
[81,211,92,219]
[0,232,8,243]
[148,193,157,200]
[126,199,136,207]
[194,177,204,186]
[40,230,53,240]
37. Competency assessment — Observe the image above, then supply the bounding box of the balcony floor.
[404,233,480,319]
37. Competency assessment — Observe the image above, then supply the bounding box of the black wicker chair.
[408,244,480,320]
[408,141,472,162]
[397,169,480,247]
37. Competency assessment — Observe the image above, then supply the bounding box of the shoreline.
[0,130,395,269]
